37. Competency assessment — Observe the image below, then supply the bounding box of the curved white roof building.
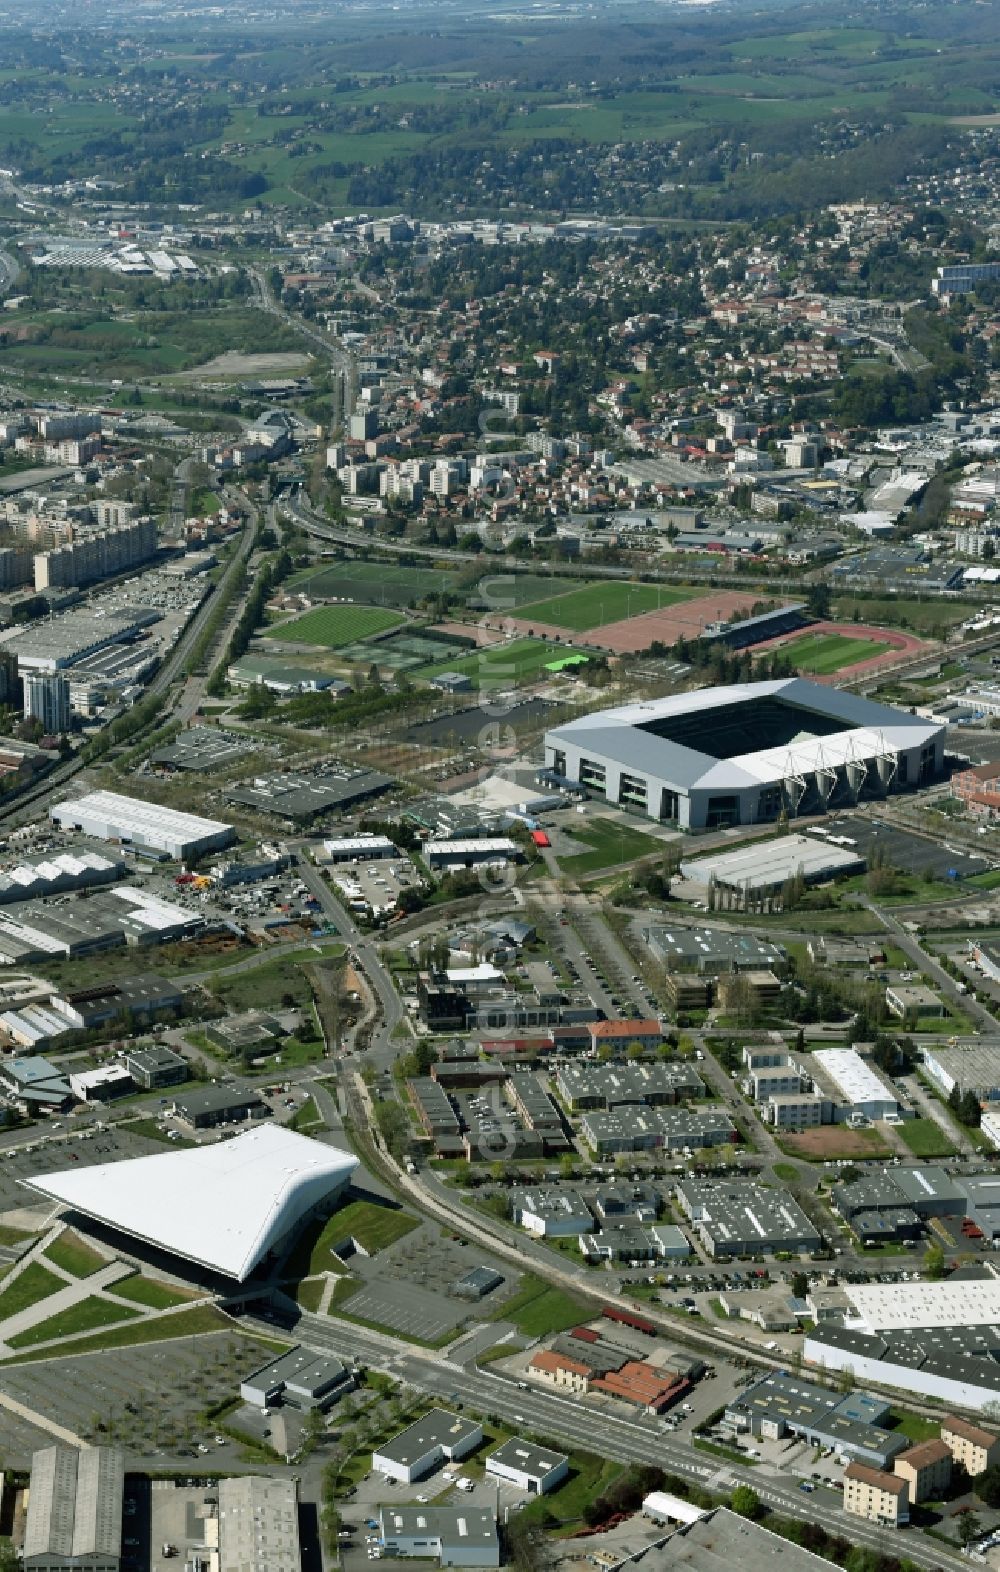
[22,1124,358,1281]
[544,678,944,830]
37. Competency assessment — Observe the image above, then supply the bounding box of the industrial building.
[169,1084,270,1129]
[240,1345,354,1410]
[556,1061,703,1111]
[217,1477,300,1572]
[23,1446,123,1572]
[485,1438,569,1495]
[372,1409,483,1484]
[646,1507,837,1572]
[50,790,236,859]
[150,726,252,773]
[805,1324,1000,1414]
[6,607,161,673]
[379,1506,499,1568]
[643,925,787,975]
[544,679,943,830]
[581,1106,736,1155]
[227,768,392,822]
[0,848,124,905]
[0,888,204,967]
[922,1041,1000,1102]
[675,1178,822,1258]
[511,1187,594,1237]
[22,1124,358,1280]
[680,833,863,892]
[810,1048,909,1122]
[424,839,523,871]
[724,1372,902,1468]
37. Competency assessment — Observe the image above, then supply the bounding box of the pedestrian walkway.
[0,1258,134,1341]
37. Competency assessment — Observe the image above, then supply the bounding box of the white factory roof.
[680,833,861,890]
[812,1048,898,1107]
[51,790,232,846]
[845,1279,1000,1332]
[21,1124,358,1280]
[323,835,396,856]
[110,887,195,932]
[427,839,518,855]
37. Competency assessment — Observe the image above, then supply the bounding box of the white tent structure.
[22,1124,358,1280]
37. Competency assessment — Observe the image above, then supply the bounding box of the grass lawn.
[111,1275,200,1310]
[43,1230,106,1279]
[771,1162,801,1183]
[0,1261,63,1322]
[272,604,404,648]
[294,1277,326,1312]
[832,596,978,633]
[516,581,693,631]
[416,637,558,690]
[0,1305,247,1364]
[126,1118,196,1148]
[289,1096,327,1135]
[292,560,459,608]
[889,1407,941,1443]
[285,1199,418,1279]
[898,1117,955,1159]
[494,1274,587,1337]
[8,1296,142,1349]
[0,1224,36,1248]
[558,816,662,875]
[786,632,892,675]
[522,1453,622,1528]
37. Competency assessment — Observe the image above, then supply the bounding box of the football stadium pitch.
[271,604,404,648]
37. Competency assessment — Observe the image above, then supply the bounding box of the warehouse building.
[923,1042,1000,1102]
[23,1445,123,1572]
[240,1345,353,1411]
[544,679,943,830]
[169,1085,270,1130]
[485,1438,569,1495]
[150,727,251,773]
[652,1507,837,1572]
[227,768,392,822]
[218,1477,300,1572]
[810,1048,909,1122]
[681,834,863,893]
[424,839,523,871]
[379,1506,499,1568]
[372,1409,482,1484]
[50,790,235,859]
[0,849,124,904]
[675,1178,822,1258]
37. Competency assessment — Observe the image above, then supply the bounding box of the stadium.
[543,678,944,830]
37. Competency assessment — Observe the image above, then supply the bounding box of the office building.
[125,1044,187,1090]
[485,1438,569,1495]
[23,673,71,734]
[372,1409,482,1484]
[724,1372,899,1468]
[843,1463,909,1527]
[23,1446,123,1572]
[217,1477,300,1572]
[379,1506,499,1568]
[511,1187,593,1238]
[240,1345,353,1411]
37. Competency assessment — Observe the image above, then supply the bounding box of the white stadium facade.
[22,1124,358,1281]
[543,678,944,831]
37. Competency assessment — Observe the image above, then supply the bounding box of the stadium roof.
[546,679,940,792]
[21,1124,357,1280]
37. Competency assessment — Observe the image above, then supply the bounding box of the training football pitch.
[272,604,404,648]
[417,637,556,688]
[291,560,458,607]
[517,581,694,631]
[787,632,891,675]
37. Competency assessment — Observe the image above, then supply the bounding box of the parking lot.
[346,1223,516,1343]
[0,1327,275,1463]
[824,814,991,880]
[0,1126,168,1216]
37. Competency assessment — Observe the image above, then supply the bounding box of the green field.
[495,1274,587,1336]
[273,604,405,648]
[285,1199,418,1279]
[43,1231,106,1279]
[416,637,558,689]
[292,560,459,608]
[558,816,662,874]
[786,632,891,675]
[8,1297,142,1349]
[476,573,579,609]
[898,1118,956,1159]
[517,582,693,631]
[111,1275,200,1310]
[0,1262,62,1322]
[0,1305,240,1365]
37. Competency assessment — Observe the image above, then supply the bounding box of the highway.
[244,1310,964,1572]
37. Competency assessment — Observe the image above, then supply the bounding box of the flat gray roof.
[487,1436,568,1479]
[374,1407,480,1467]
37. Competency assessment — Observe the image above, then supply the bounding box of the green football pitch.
[788,632,891,675]
[272,604,404,648]
[516,581,694,631]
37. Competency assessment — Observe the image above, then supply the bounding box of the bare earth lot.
[173,350,313,379]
